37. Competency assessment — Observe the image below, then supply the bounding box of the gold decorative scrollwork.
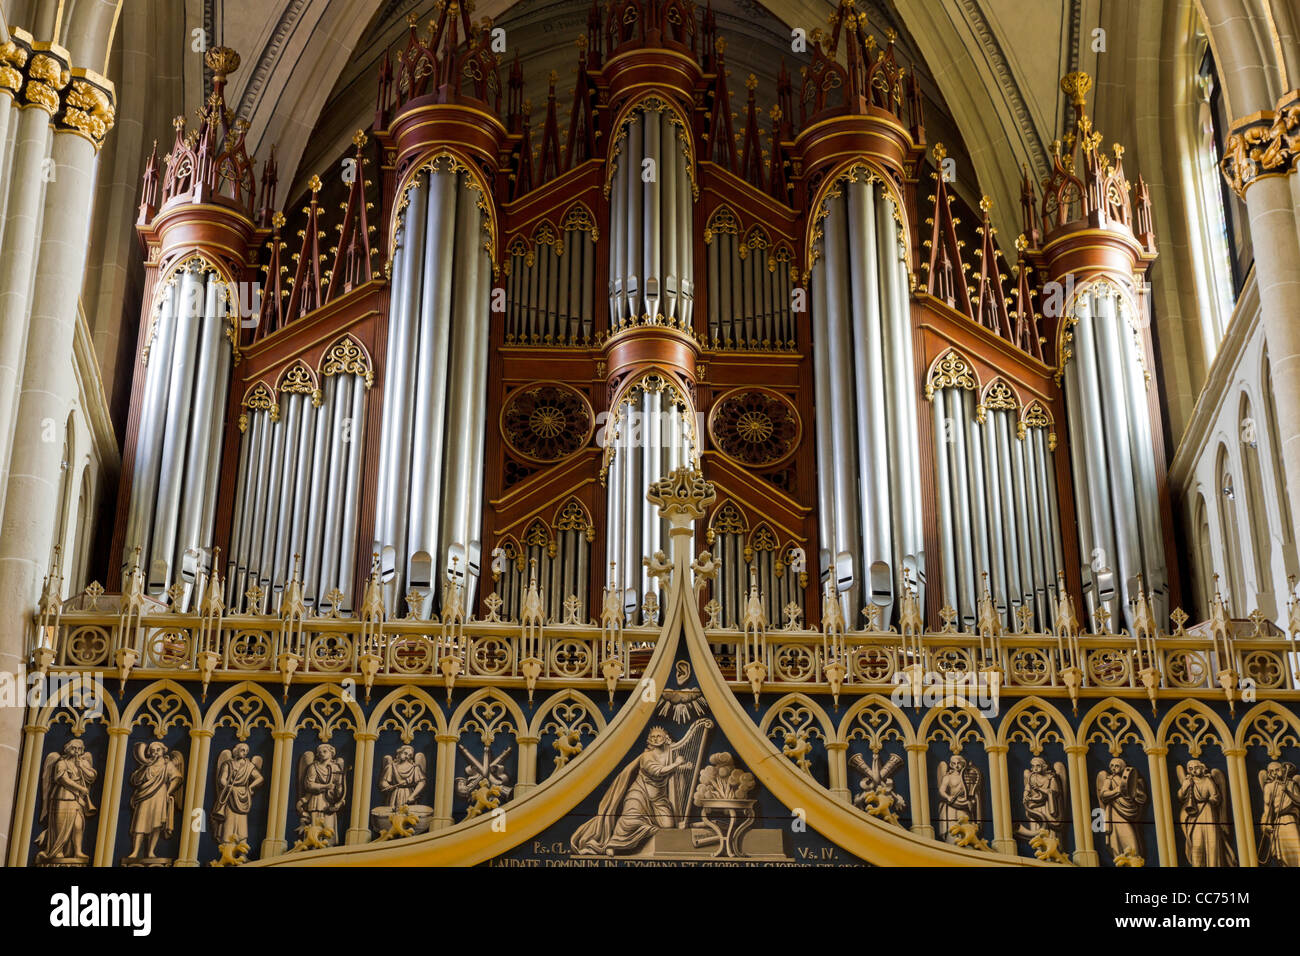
[319,336,374,388]
[925,349,978,401]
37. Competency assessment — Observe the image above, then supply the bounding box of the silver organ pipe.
[506,226,595,346]
[932,390,1065,631]
[372,162,491,616]
[270,392,304,610]
[609,107,693,330]
[810,179,920,626]
[1061,282,1168,628]
[408,169,456,607]
[124,264,234,604]
[375,176,425,593]
[301,374,336,609]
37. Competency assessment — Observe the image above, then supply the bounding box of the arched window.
[1215,445,1246,613]
[1261,351,1297,556]
[1238,394,1272,589]
[1191,37,1252,348]
[1193,494,1214,618]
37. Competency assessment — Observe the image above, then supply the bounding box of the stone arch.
[285,683,366,740]
[835,692,918,748]
[996,696,1078,750]
[119,678,201,733]
[200,680,286,736]
[366,685,448,740]
[1078,697,1157,753]
[449,687,529,741]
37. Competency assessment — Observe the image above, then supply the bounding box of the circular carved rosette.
[708,387,801,468]
[500,381,594,464]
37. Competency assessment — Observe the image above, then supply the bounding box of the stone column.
[0,125,102,862]
[904,742,933,838]
[515,734,539,795]
[1146,746,1176,866]
[260,729,296,858]
[825,739,850,803]
[176,727,214,866]
[432,732,459,828]
[1065,745,1099,866]
[346,731,376,844]
[986,743,1017,855]
[92,724,130,866]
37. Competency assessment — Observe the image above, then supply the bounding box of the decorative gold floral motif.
[319,336,374,388]
[500,382,593,463]
[708,388,800,468]
[925,349,977,401]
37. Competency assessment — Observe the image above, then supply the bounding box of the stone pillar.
[1146,746,1175,866]
[0,127,99,859]
[1224,747,1258,867]
[346,731,376,844]
[260,730,296,858]
[515,734,539,795]
[986,743,1017,855]
[92,724,130,866]
[432,732,459,828]
[4,719,48,867]
[825,740,850,803]
[176,727,214,866]
[904,742,933,838]
[1065,745,1099,866]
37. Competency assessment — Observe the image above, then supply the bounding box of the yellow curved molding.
[254,599,683,866]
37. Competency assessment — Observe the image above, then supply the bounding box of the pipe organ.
[103,1,1179,650]
[810,174,925,624]
[1060,281,1169,629]
[121,262,232,606]
[374,158,493,618]
[31,0,1300,875]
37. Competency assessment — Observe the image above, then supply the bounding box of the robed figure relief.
[380,746,428,808]
[1176,759,1237,867]
[34,739,97,866]
[935,755,983,844]
[1258,761,1300,867]
[1095,758,1148,862]
[123,742,185,863]
[572,719,713,856]
[1017,757,1068,842]
[296,743,348,847]
[210,744,265,846]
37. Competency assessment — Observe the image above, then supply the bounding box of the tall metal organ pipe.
[1061,280,1168,628]
[372,160,493,617]
[121,262,233,607]
[809,178,922,626]
[608,106,693,328]
[929,384,1064,631]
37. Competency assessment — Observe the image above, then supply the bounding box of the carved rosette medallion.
[500,382,594,463]
[708,388,800,468]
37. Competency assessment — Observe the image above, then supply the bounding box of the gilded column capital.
[0,30,31,99]
[58,68,116,151]
[1221,88,1300,198]
[22,42,71,115]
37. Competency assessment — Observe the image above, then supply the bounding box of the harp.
[668,718,713,827]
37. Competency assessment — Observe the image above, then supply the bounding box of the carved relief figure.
[296,743,348,847]
[124,741,185,863]
[380,745,428,808]
[455,744,513,819]
[1258,761,1300,867]
[35,739,97,866]
[936,755,983,845]
[1017,757,1067,843]
[1176,759,1237,867]
[571,719,713,856]
[1095,758,1148,862]
[210,743,264,846]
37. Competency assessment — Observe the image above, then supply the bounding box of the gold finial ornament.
[204,46,241,79]
[352,129,368,149]
[1060,70,1091,106]
[979,195,992,213]
[932,141,947,162]
[746,73,758,92]
[308,174,322,193]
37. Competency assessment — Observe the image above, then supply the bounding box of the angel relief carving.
[1016,757,1067,844]
[936,755,985,847]
[1175,759,1236,867]
[372,745,432,839]
[1259,761,1300,867]
[35,739,97,867]
[211,743,264,851]
[123,741,185,865]
[1095,758,1148,864]
[294,743,348,850]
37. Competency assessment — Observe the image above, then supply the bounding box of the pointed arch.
[1234,700,1300,755]
[318,333,373,386]
[34,675,119,730]
[366,685,448,739]
[757,692,836,741]
[1156,698,1235,754]
[552,496,592,533]
[924,347,980,401]
[120,678,201,734]
[995,696,1078,750]
[201,680,286,736]
[528,688,609,739]
[285,683,366,740]
[1077,697,1157,753]
[836,693,918,748]
[449,687,529,740]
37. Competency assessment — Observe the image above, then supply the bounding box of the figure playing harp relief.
[571,719,713,856]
